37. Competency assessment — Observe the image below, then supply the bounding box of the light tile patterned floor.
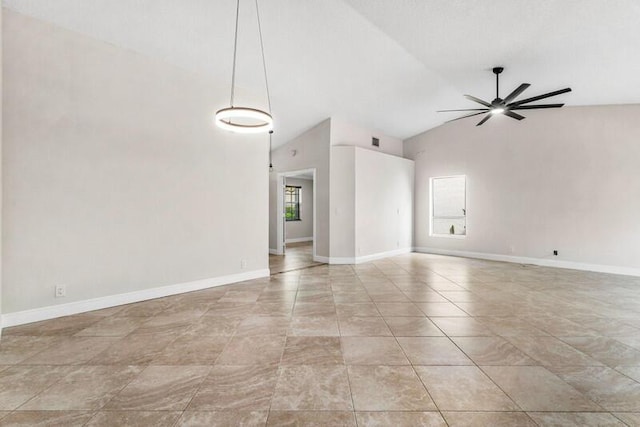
[1,253,640,426]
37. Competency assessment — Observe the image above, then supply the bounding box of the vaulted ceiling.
[5,0,640,146]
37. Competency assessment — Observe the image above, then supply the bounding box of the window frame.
[285,185,302,221]
[429,175,467,239]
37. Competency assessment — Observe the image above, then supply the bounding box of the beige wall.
[2,10,269,316]
[284,177,313,242]
[404,105,640,273]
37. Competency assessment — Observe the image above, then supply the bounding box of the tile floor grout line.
[340,262,357,422]
[265,268,302,425]
[2,252,640,425]
[176,364,214,421]
[336,271,359,425]
[437,294,604,420]
[386,259,461,426]
[8,365,75,413]
[438,274,616,418]
[386,260,535,421]
[443,334,529,413]
[367,268,450,425]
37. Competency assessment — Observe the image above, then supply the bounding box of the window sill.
[430,234,466,239]
[286,219,302,222]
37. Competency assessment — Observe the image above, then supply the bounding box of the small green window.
[285,186,301,221]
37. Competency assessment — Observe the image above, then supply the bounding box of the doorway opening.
[270,168,322,273]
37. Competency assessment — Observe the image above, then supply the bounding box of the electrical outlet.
[553,250,558,256]
[55,285,66,298]
[240,259,247,269]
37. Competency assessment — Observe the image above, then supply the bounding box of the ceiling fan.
[439,67,572,126]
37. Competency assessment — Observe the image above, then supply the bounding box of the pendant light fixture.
[215,0,273,133]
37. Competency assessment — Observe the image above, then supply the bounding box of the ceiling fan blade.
[510,103,564,110]
[437,108,489,112]
[503,110,525,120]
[503,83,531,104]
[445,111,488,123]
[476,114,492,126]
[509,88,572,106]
[464,94,492,107]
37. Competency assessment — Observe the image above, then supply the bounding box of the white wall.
[329,146,414,262]
[0,5,4,335]
[269,120,330,257]
[329,146,356,259]
[2,10,269,319]
[404,105,640,274]
[269,118,413,264]
[331,117,403,157]
[327,120,407,261]
[285,177,313,242]
[355,147,413,258]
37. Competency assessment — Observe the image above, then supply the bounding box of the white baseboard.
[285,237,313,243]
[326,247,412,265]
[413,247,640,277]
[314,255,330,263]
[355,247,413,264]
[1,269,270,328]
[327,256,356,265]
[269,248,280,255]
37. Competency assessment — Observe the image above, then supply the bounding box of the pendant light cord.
[255,0,272,114]
[229,0,241,106]
[269,130,273,169]
[257,0,274,170]
[220,0,273,136]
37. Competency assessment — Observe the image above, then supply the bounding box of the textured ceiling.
[4,0,640,146]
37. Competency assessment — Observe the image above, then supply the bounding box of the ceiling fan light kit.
[215,0,273,134]
[438,67,572,126]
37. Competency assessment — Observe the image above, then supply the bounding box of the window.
[430,175,466,237]
[285,186,301,221]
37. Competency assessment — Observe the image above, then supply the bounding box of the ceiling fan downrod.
[493,67,504,102]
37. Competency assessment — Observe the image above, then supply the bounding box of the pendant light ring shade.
[215,0,274,134]
[215,107,273,133]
